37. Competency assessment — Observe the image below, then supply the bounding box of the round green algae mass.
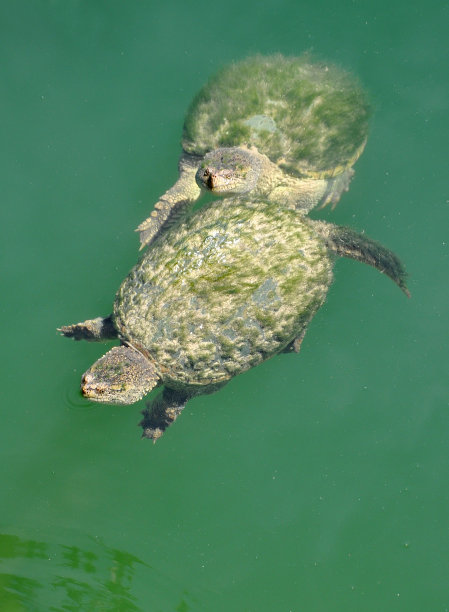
[183,54,370,177]
[114,199,333,389]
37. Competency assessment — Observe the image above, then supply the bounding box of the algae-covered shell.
[114,198,333,389]
[183,54,370,178]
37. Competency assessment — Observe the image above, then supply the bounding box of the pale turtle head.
[81,345,159,405]
[195,147,262,195]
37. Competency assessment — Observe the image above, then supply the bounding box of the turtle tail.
[318,223,410,297]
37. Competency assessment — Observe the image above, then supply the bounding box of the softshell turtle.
[60,198,408,441]
[137,54,370,249]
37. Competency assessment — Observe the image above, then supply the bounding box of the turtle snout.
[81,372,106,399]
[196,167,215,191]
[196,166,234,193]
[204,168,215,190]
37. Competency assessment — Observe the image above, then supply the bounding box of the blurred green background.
[1,0,448,610]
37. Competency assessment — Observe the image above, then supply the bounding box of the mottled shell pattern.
[183,54,370,178]
[114,198,333,390]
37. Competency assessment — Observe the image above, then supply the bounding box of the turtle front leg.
[139,387,190,442]
[58,315,117,341]
[136,153,202,250]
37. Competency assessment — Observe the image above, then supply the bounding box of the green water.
[1,1,448,610]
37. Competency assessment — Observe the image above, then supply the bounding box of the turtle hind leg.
[140,387,190,442]
[281,325,309,353]
[58,315,117,341]
[322,224,410,297]
[318,168,355,210]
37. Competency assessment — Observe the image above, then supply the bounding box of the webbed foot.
[318,168,354,210]
[139,388,189,442]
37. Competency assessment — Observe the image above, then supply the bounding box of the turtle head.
[195,147,261,196]
[81,345,159,405]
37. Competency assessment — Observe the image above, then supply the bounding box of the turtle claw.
[141,425,164,443]
[318,168,355,210]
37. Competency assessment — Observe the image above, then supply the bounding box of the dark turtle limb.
[140,381,228,442]
[139,387,190,442]
[58,315,117,341]
[316,222,410,297]
[136,153,202,250]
